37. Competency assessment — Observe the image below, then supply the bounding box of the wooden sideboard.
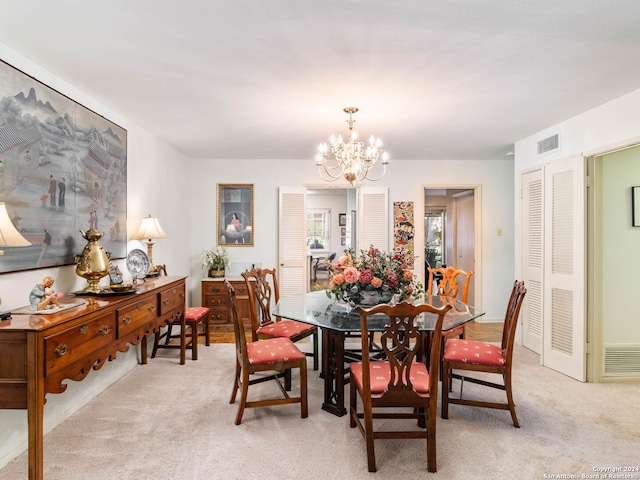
[201,278,251,331]
[0,275,186,480]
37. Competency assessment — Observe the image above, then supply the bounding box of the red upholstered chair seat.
[185,306,209,321]
[257,319,316,338]
[350,361,431,394]
[246,337,306,365]
[443,339,505,367]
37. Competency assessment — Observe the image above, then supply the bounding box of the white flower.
[201,246,230,268]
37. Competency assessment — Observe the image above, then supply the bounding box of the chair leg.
[190,320,198,361]
[235,368,250,425]
[504,372,520,428]
[441,360,450,419]
[164,324,173,345]
[363,401,377,472]
[151,328,161,358]
[300,361,308,418]
[179,318,187,365]
[284,368,292,391]
[230,360,241,404]
[427,402,437,472]
[349,381,357,428]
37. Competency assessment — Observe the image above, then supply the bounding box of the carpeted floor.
[1,344,638,480]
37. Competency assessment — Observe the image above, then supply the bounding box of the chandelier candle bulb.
[315,106,389,185]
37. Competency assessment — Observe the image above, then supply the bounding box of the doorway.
[424,187,478,307]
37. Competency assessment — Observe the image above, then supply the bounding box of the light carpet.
[1,344,638,480]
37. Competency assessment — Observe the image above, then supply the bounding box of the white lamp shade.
[132,215,168,240]
[0,202,31,248]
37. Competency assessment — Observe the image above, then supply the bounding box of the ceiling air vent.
[537,134,559,155]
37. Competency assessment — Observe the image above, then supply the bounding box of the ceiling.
[1,1,640,161]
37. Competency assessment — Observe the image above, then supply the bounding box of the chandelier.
[315,107,389,185]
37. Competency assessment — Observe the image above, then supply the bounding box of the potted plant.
[201,246,230,278]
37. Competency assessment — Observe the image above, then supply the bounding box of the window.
[307,209,330,249]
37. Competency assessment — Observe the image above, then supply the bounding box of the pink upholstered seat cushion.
[246,337,306,366]
[257,319,315,338]
[350,361,431,394]
[185,306,210,321]
[443,339,505,366]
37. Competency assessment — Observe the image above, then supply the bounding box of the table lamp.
[132,214,168,276]
[0,202,32,319]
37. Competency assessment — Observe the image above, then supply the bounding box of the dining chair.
[427,266,474,341]
[349,301,452,473]
[242,267,318,370]
[226,280,308,425]
[151,264,210,364]
[441,280,527,427]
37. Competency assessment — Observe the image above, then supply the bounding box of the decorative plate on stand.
[126,249,150,278]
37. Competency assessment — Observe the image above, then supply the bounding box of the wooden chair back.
[501,280,527,357]
[226,280,248,362]
[427,266,473,303]
[351,300,452,472]
[241,267,279,341]
[358,301,452,402]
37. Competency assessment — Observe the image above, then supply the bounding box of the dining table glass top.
[273,290,484,332]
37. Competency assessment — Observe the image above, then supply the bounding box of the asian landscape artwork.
[0,60,127,273]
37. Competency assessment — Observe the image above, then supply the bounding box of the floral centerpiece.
[201,245,230,277]
[325,246,424,306]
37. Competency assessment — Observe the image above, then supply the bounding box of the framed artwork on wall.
[632,186,640,227]
[217,183,254,246]
[339,213,347,226]
[393,201,415,268]
[0,60,127,274]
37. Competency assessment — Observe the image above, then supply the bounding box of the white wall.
[0,44,192,468]
[188,158,515,321]
[513,87,640,282]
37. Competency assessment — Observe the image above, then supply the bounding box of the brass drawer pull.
[212,314,223,321]
[99,325,110,336]
[54,344,68,357]
[210,299,221,306]
[148,304,155,313]
[122,315,131,325]
[163,298,170,305]
[79,325,88,335]
[180,291,185,299]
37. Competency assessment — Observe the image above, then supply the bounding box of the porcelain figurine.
[29,276,64,311]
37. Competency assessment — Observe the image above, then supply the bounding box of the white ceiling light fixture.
[315,107,389,185]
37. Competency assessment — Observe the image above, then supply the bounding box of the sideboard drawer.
[45,312,116,375]
[117,297,158,337]
[159,284,185,315]
[203,282,226,296]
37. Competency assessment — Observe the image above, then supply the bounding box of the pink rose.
[332,273,345,285]
[343,267,360,284]
[359,269,373,284]
[403,270,413,281]
[386,274,398,289]
[371,277,383,288]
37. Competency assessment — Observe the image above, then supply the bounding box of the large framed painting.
[0,60,127,274]
[217,184,253,246]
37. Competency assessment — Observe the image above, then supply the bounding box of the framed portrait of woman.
[217,184,254,246]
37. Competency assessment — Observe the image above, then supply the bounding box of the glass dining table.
[273,290,485,416]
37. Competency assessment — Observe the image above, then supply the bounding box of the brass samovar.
[75,229,110,293]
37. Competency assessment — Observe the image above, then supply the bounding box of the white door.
[455,193,475,306]
[358,186,389,251]
[543,155,586,381]
[521,169,544,354]
[278,187,307,297]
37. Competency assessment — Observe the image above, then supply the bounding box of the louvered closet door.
[522,169,543,354]
[358,186,389,252]
[278,187,307,297]
[543,155,586,381]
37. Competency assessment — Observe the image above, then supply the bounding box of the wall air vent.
[603,344,640,377]
[537,134,559,155]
